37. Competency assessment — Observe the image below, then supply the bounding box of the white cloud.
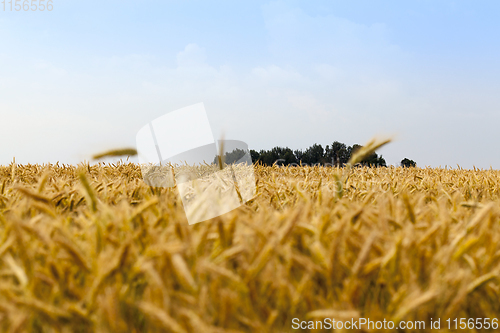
[312,64,341,81]
[261,1,402,71]
[286,91,331,120]
[251,65,303,82]
[177,43,207,68]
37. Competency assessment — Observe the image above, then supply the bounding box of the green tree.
[401,158,416,167]
[302,144,324,165]
[250,150,260,164]
[348,144,386,167]
[213,148,248,165]
[325,141,349,166]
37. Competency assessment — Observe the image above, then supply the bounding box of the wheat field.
[0,161,500,332]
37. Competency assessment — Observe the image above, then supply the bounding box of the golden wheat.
[0,161,499,332]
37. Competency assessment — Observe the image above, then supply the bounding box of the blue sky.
[1,0,500,168]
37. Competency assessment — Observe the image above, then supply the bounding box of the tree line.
[214,142,417,168]
[249,141,387,167]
